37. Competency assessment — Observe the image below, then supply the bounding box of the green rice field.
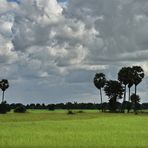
[0,110,148,148]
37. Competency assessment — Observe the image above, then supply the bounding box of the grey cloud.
[0,0,148,103]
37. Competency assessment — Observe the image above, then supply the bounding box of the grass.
[0,110,148,148]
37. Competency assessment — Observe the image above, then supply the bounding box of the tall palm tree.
[94,73,106,110]
[132,66,144,95]
[0,79,9,103]
[118,67,129,102]
[127,67,134,101]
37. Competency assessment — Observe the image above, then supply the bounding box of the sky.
[0,0,148,104]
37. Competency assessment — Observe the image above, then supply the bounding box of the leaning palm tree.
[0,79,9,103]
[94,73,106,110]
[132,66,144,95]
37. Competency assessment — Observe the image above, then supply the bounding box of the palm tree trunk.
[2,91,4,103]
[135,85,137,95]
[129,87,130,101]
[123,85,126,102]
[100,88,103,112]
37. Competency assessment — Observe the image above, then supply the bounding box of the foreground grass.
[0,110,148,148]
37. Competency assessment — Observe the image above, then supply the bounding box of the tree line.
[94,65,145,113]
[2,102,148,112]
[12,102,100,110]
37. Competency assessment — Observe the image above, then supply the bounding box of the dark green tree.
[104,80,124,112]
[130,94,141,114]
[132,66,144,95]
[0,79,9,103]
[94,73,106,110]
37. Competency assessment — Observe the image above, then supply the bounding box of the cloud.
[0,0,148,103]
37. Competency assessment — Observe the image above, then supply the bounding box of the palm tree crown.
[94,73,106,89]
[132,66,144,95]
[94,73,106,110]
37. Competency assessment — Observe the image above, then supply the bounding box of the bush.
[77,110,84,113]
[14,105,26,113]
[0,102,11,114]
[67,110,75,115]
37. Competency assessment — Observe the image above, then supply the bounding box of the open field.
[0,110,148,148]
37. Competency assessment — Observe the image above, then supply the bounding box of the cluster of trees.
[0,66,146,114]
[94,66,144,113]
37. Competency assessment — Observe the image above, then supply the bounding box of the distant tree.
[130,94,141,114]
[104,80,124,112]
[0,79,9,103]
[55,103,65,109]
[118,67,130,102]
[14,104,26,113]
[36,103,41,109]
[66,102,73,110]
[29,103,36,109]
[42,103,46,109]
[26,104,30,109]
[47,104,55,111]
[132,66,144,95]
[94,73,106,111]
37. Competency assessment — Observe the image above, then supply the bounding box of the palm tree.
[104,80,124,112]
[118,67,129,102]
[94,73,106,110]
[0,79,9,103]
[132,66,144,95]
[127,67,134,101]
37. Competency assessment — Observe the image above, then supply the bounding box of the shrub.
[67,110,75,115]
[0,102,10,114]
[14,105,26,113]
